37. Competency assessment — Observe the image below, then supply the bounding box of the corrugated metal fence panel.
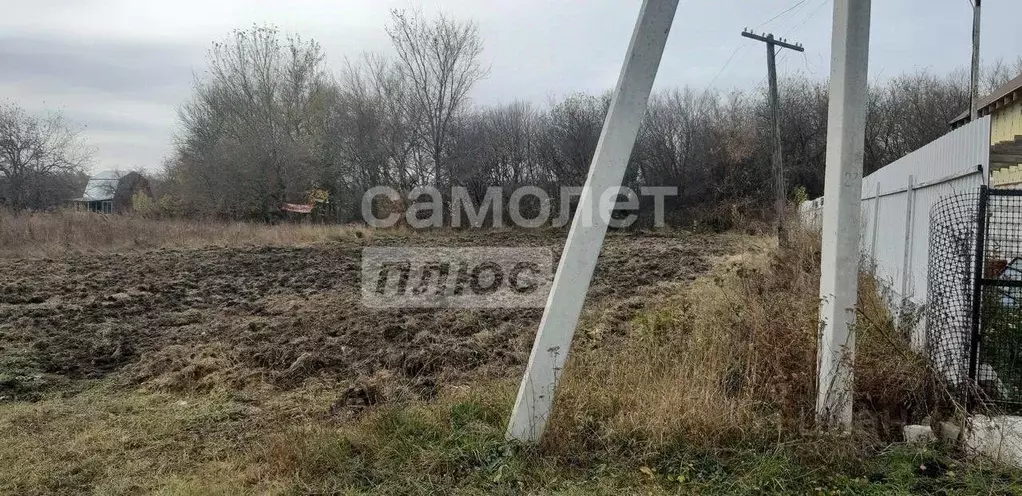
[860,116,990,309]
[802,116,990,312]
[860,116,990,197]
[867,192,911,289]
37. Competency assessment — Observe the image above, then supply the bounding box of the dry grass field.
[0,210,375,258]
[1,212,1020,494]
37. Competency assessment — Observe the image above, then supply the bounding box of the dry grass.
[0,209,373,258]
[546,227,939,459]
[0,385,259,494]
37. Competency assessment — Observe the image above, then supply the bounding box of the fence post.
[869,182,881,263]
[967,185,990,406]
[899,175,916,302]
[899,176,916,341]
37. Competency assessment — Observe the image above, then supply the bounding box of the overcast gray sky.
[1,0,1019,173]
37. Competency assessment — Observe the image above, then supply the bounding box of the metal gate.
[927,186,1022,412]
[972,186,1022,411]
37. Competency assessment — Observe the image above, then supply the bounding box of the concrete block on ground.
[940,415,1022,467]
[939,420,962,442]
[964,415,1022,466]
[904,425,936,444]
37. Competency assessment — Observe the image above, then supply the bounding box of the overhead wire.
[785,0,832,35]
[705,45,747,91]
[753,0,810,31]
[777,0,831,76]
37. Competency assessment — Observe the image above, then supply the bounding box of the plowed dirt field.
[0,230,745,400]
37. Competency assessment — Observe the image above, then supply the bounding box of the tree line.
[3,9,1021,226]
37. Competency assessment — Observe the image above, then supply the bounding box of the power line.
[754,0,810,30]
[705,45,747,90]
[800,51,818,75]
[762,0,828,77]
[784,0,831,35]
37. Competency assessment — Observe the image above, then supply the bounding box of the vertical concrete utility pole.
[970,0,982,121]
[816,0,871,431]
[506,0,679,443]
[741,30,804,246]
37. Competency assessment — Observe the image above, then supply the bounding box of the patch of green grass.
[2,380,1022,494]
[250,384,1022,495]
[257,385,533,494]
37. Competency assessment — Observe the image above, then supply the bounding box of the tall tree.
[386,8,488,187]
[0,102,91,211]
[176,25,331,219]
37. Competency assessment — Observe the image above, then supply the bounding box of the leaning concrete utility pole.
[742,30,804,246]
[816,0,871,431]
[506,0,679,443]
[970,0,982,121]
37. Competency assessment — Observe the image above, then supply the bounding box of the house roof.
[951,73,1022,125]
[79,170,122,201]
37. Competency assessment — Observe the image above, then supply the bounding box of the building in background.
[951,74,1022,187]
[73,170,152,214]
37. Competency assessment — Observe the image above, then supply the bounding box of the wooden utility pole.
[970,0,982,121]
[742,29,803,246]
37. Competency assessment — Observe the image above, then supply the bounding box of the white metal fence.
[801,116,991,343]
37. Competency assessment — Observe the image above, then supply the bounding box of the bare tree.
[982,57,1022,94]
[538,93,608,186]
[0,102,91,211]
[335,54,419,188]
[485,101,541,185]
[777,76,829,195]
[386,8,488,187]
[176,25,331,219]
[638,88,724,201]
